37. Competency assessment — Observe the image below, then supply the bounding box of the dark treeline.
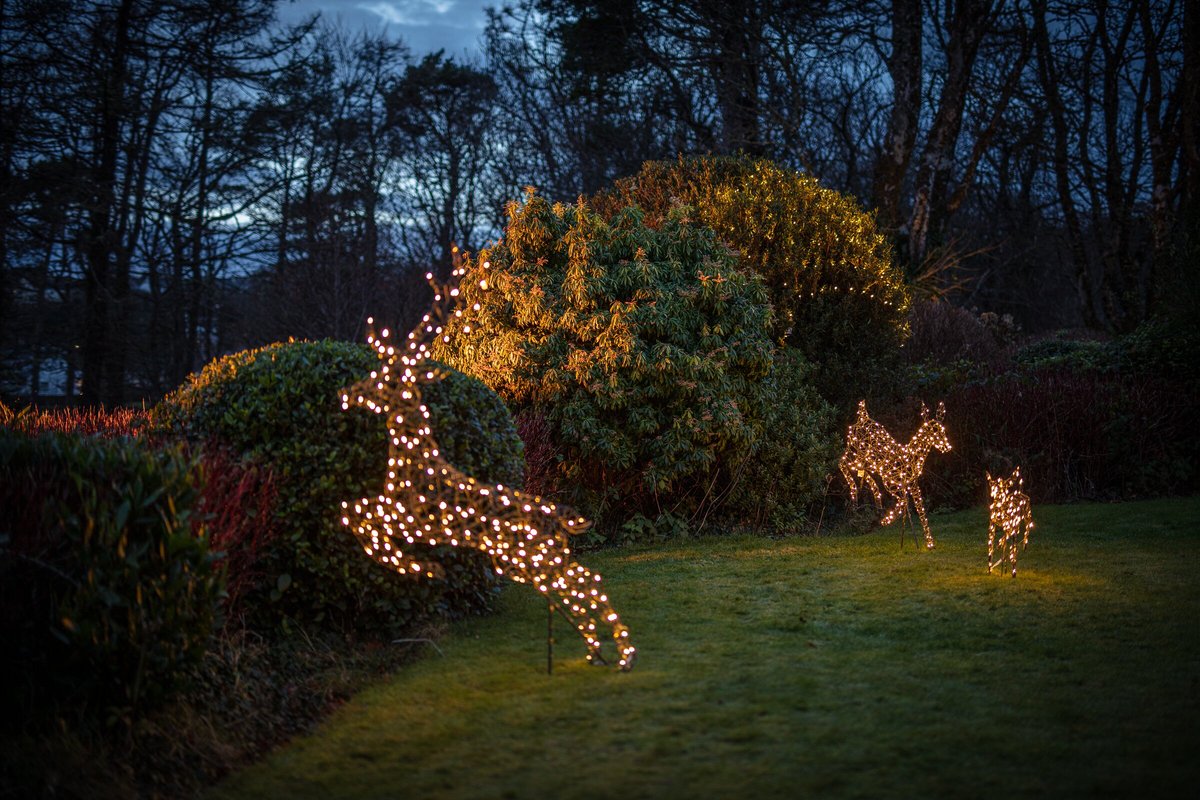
[0,0,1193,406]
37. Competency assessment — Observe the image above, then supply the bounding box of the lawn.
[213,498,1200,799]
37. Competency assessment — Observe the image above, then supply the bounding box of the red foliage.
[193,445,280,619]
[514,410,560,498]
[883,368,1198,507]
[904,300,1012,369]
[0,403,146,437]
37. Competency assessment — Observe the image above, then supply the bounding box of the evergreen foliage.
[0,432,220,724]
[149,340,524,632]
[436,191,835,533]
[592,155,912,408]
[721,350,839,531]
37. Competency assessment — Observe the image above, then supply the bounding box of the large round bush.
[435,190,826,533]
[150,340,524,632]
[591,155,911,408]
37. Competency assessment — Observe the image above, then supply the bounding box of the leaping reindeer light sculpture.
[839,399,951,549]
[987,467,1034,577]
[338,267,636,670]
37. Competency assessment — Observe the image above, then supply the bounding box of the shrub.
[892,367,1198,508]
[719,349,839,531]
[0,431,220,726]
[435,191,794,533]
[514,410,560,499]
[1118,317,1200,389]
[905,300,1011,369]
[0,403,145,437]
[149,340,523,632]
[1014,336,1114,373]
[591,155,911,408]
[193,445,280,619]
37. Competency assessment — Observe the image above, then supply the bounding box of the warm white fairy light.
[338,266,635,670]
[987,467,1034,578]
[838,399,951,549]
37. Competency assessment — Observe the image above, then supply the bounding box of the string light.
[987,467,1034,578]
[838,399,951,549]
[338,267,635,671]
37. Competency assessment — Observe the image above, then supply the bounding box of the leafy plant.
[719,349,839,531]
[149,340,523,633]
[435,190,792,533]
[193,444,281,619]
[591,155,911,409]
[0,431,220,726]
[0,403,146,436]
[1013,336,1114,373]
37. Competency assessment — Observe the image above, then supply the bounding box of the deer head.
[919,401,952,453]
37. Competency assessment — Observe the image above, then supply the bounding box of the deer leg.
[541,566,634,671]
[879,497,900,526]
[865,475,885,511]
[910,486,934,549]
[1009,528,1019,577]
[879,489,906,529]
[839,455,859,504]
[987,520,997,573]
[541,586,606,666]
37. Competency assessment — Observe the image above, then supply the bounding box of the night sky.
[277,0,490,56]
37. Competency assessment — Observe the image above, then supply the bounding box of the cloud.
[357,0,463,28]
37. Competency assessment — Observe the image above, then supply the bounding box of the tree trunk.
[711,3,762,155]
[81,0,134,405]
[906,0,994,269]
[1138,0,1179,315]
[1032,0,1107,329]
[872,0,922,231]
[1183,0,1200,209]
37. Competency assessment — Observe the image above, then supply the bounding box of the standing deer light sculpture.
[987,467,1034,577]
[337,267,635,670]
[839,399,951,549]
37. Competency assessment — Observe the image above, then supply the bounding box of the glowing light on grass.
[337,265,635,670]
[838,399,951,549]
[987,467,1034,578]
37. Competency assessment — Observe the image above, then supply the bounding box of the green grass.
[213,498,1200,799]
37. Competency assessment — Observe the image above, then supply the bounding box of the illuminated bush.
[436,191,833,533]
[720,350,839,531]
[592,155,911,407]
[150,340,523,632]
[0,431,219,723]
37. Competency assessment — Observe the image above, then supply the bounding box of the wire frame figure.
[987,467,1034,578]
[839,399,951,549]
[337,267,635,670]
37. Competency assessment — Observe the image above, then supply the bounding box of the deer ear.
[986,471,993,482]
[920,402,930,420]
[936,401,946,421]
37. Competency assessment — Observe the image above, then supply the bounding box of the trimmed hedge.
[0,431,220,726]
[898,315,1200,507]
[149,340,524,632]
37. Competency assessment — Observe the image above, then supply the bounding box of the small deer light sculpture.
[987,467,1034,578]
[839,399,951,549]
[337,267,635,670]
